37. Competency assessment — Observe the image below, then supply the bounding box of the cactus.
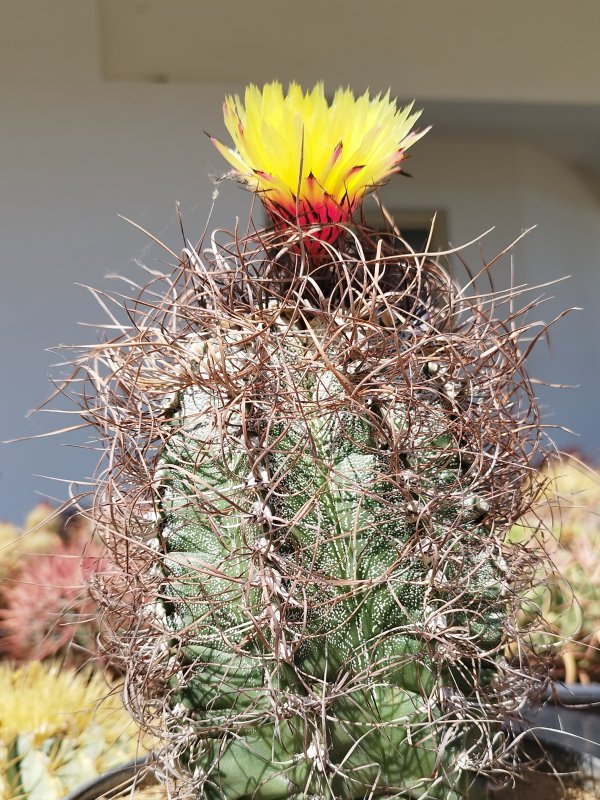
[71,83,550,799]
[0,537,104,665]
[0,661,148,800]
[0,503,63,580]
[513,455,600,684]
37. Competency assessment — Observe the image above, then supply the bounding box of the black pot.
[65,690,600,800]
[64,756,154,800]
[523,682,600,759]
[483,683,600,798]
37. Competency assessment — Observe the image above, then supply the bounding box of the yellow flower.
[212,82,429,249]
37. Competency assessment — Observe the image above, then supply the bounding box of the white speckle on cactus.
[464,495,490,518]
[147,536,161,550]
[455,752,472,771]
[443,380,460,400]
[166,612,184,631]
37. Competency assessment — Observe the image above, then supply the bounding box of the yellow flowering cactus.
[69,81,552,799]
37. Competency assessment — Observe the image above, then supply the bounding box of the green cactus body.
[154,318,508,799]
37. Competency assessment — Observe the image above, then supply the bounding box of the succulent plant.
[513,455,600,683]
[0,503,63,580]
[0,661,149,800]
[69,82,550,799]
[0,536,104,665]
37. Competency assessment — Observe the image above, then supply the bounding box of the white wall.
[1,1,598,522]
[0,2,247,522]
[99,0,600,106]
[515,145,600,453]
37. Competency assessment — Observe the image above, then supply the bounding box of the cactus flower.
[211,82,429,249]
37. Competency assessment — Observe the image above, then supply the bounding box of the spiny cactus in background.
[69,82,552,799]
[0,661,149,800]
[0,503,63,579]
[0,535,104,665]
[514,455,600,684]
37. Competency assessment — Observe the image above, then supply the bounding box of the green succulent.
[513,457,600,682]
[149,289,534,800]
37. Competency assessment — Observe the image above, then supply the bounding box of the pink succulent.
[0,539,105,664]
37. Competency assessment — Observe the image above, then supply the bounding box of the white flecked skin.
[156,319,507,800]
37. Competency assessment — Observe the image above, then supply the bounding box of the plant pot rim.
[63,756,151,800]
[544,681,600,706]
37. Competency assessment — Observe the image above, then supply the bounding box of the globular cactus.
[0,537,104,665]
[0,661,147,800]
[0,503,63,580]
[70,83,550,799]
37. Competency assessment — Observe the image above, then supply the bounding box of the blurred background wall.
[1,0,599,521]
